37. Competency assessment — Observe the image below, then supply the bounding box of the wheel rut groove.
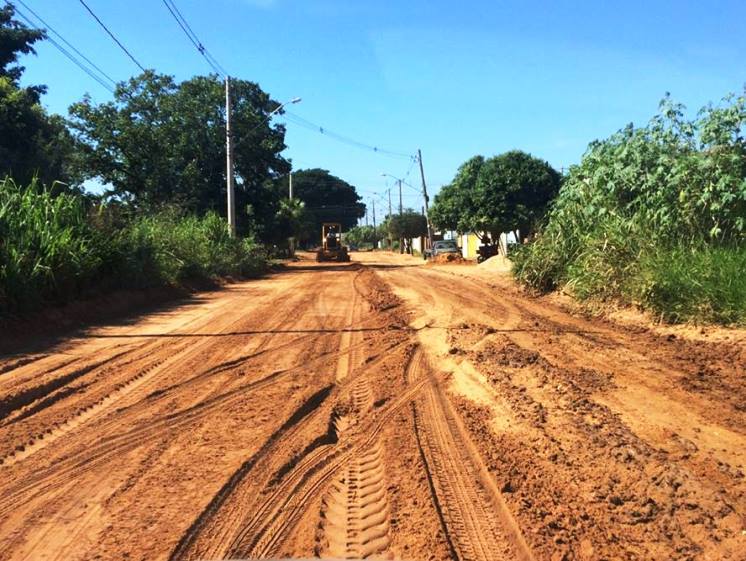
[409,347,535,561]
[318,374,392,559]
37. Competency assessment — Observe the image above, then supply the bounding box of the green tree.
[268,197,313,253]
[1,4,44,89]
[387,210,427,253]
[277,169,365,243]
[430,156,483,234]
[68,71,290,230]
[344,225,381,248]
[430,151,560,242]
[0,5,79,186]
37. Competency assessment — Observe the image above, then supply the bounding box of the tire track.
[173,348,430,560]
[318,367,391,559]
[409,348,535,561]
[319,438,391,559]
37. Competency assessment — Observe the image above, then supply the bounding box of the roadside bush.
[0,179,104,311]
[514,90,746,324]
[633,244,746,324]
[0,178,266,315]
[116,212,265,287]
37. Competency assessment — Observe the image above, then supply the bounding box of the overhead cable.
[160,0,228,77]
[14,0,118,88]
[7,1,115,93]
[283,111,415,160]
[78,0,146,72]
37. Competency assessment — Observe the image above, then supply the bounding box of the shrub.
[633,244,746,324]
[514,90,746,324]
[0,178,266,315]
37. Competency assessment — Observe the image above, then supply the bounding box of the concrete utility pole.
[372,199,377,249]
[288,172,295,256]
[417,149,434,250]
[398,179,403,215]
[387,189,393,249]
[225,76,236,236]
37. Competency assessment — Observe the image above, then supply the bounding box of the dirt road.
[1,253,744,561]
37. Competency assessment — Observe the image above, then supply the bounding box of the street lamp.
[269,96,302,119]
[381,172,403,215]
[226,92,301,236]
[250,96,302,133]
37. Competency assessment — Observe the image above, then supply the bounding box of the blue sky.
[16,0,746,207]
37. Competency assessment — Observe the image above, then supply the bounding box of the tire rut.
[318,372,392,559]
[409,348,535,561]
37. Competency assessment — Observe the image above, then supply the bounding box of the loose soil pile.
[429,253,469,264]
[477,255,512,272]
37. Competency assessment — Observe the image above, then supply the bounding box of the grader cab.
[316,223,350,262]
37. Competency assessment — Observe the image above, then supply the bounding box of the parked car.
[425,240,461,259]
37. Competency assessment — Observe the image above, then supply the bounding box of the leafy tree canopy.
[387,210,428,239]
[68,71,290,229]
[430,151,560,240]
[276,168,365,241]
[0,4,44,93]
[344,225,382,247]
[0,6,79,186]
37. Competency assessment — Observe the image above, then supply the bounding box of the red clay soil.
[0,252,744,561]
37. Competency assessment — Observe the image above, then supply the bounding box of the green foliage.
[68,71,290,225]
[0,4,45,88]
[277,169,365,242]
[344,225,382,248]
[0,7,79,186]
[514,90,746,324]
[387,211,427,239]
[265,197,313,248]
[634,244,746,324]
[430,151,560,239]
[0,179,266,315]
[430,156,484,233]
[0,178,102,312]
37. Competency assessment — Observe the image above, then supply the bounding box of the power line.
[283,111,415,160]
[7,1,115,94]
[160,0,228,77]
[78,0,146,72]
[13,0,117,89]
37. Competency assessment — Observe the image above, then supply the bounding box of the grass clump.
[0,178,266,315]
[514,91,746,325]
[633,244,746,324]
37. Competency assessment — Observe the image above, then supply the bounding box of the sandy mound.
[477,255,512,272]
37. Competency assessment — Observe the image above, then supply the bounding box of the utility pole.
[372,199,377,249]
[398,179,403,215]
[365,204,369,226]
[387,188,393,249]
[417,149,433,251]
[288,172,295,256]
[225,76,236,236]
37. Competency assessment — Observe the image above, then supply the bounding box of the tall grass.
[633,244,746,324]
[0,178,266,315]
[513,91,746,325]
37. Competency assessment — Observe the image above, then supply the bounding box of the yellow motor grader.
[316,223,350,262]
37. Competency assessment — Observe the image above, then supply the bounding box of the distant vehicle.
[426,240,461,259]
[316,223,350,262]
